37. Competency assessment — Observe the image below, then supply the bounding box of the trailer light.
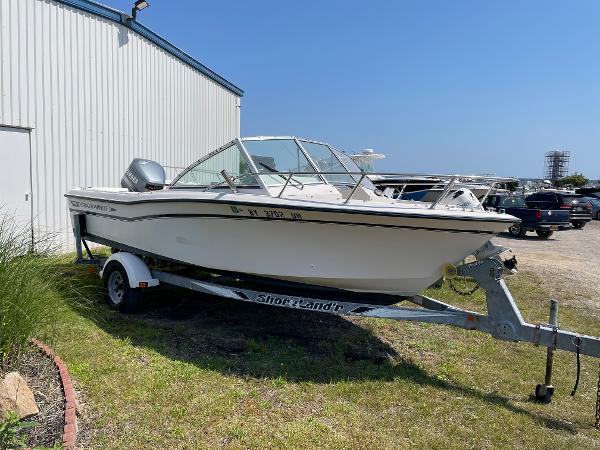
[535,210,542,220]
[138,281,148,288]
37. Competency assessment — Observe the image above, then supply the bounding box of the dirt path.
[493,220,600,309]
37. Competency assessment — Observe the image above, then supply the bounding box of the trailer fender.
[101,253,160,289]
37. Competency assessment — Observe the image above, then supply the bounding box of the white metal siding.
[0,0,241,248]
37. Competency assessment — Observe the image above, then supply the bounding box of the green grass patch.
[31,257,600,448]
[0,216,84,362]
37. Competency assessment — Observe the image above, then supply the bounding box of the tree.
[558,173,588,188]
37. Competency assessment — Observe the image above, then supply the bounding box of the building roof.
[55,0,244,97]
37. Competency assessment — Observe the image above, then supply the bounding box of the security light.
[126,0,149,22]
[134,0,149,11]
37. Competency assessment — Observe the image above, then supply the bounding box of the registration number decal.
[229,206,303,220]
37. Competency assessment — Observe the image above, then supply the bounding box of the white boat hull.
[67,191,514,296]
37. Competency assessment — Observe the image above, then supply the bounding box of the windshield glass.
[352,156,375,172]
[298,141,355,184]
[241,139,322,186]
[332,149,377,191]
[498,196,526,207]
[172,143,258,188]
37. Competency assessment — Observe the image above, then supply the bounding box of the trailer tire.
[102,261,143,313]
[508,224,525,237]
[535,230,553,239]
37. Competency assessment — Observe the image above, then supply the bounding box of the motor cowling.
[444,188,481,209]
[121,159,166,192]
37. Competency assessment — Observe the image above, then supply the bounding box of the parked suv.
[525,192,592,229]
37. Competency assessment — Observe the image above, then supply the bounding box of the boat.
[401,182,499,202]
[66,136,518,301]
[351,149,442,194]
[350,149,508,200]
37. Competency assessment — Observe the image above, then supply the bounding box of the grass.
[40,258,600,448]
[0,215,72,362]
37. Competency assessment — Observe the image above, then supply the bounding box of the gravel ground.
[493,219,600,310]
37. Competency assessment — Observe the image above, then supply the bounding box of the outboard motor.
[443,189,481,209]
[121,159,166,192]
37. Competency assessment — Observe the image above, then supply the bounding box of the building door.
[0,126,33,242]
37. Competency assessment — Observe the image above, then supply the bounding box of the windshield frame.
[295,138,358,186]
[170,138,263,190]
[239,137,328,187]
[170,136,379,192]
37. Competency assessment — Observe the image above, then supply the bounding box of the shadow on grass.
[66,278,578,434]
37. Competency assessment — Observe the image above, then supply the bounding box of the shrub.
[0,411,37,449]
[0,214,64,362]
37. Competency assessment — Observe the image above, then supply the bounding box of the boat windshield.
[352,157,375,172]
[171,137,379,192]
[331,149,377,191]
[297,140,355,185]
[172,143,258,188]
[241,139,323,186]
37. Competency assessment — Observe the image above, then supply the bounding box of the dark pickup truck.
[482,194,571,238]
[525,192,592,229]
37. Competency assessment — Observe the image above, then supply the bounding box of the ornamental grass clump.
[0,213,64,362]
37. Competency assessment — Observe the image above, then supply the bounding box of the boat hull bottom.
[76,214,495,297]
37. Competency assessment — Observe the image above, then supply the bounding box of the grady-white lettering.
[70,200,116,213]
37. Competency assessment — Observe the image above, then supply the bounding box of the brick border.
[31,338,77,449]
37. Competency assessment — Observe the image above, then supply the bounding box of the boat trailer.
[72,215,600,411]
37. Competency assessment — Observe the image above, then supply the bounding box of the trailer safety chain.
[571,336,581,397]
[595,364,600,429]
[448,277,480,296]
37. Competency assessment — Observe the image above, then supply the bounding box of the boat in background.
[351,149,442,194]
[350,149,511,201]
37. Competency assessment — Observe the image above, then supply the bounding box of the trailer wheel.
[102,261,143,313]
[508,224,525,237]
[535,230,554,239]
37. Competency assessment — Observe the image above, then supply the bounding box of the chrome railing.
[189,170,516,209]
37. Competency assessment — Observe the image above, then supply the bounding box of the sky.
[103,0,600,178]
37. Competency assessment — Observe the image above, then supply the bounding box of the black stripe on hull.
[65,194,518,225]
[72,210,498,235]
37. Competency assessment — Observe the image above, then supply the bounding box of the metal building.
[0,0,243,248]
